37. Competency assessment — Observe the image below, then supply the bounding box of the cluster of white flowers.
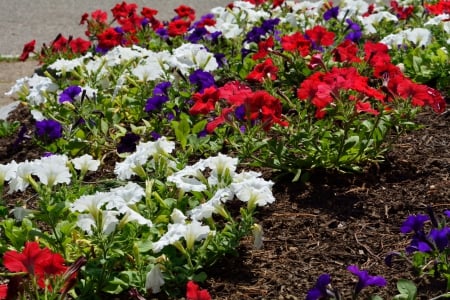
[0,154,100,192]
[380,28,433,48]
[167,153,275,221]
[114,136,176,180]
[70,181,151,235]
[5,74,58,105]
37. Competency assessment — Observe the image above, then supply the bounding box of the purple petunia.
[117,132,140,154]
[324,6,339,21]
[35,119,63,141]
[347,265,387,295]
[400,214,430,234]
[189,69,215,93]
[145,81,172,112]
[59,85,82,103]
[306,274,333,300]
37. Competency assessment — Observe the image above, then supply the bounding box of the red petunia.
[364,41,390,65]
[97,28,122,50]
[186,281,211,300]
[19,40,35,61]
[245,90,288,130]
[51,34,69,52]
[355,101,379,115]
[91,10,108,23]
[332,40,361,63]
[219,81,253,106]
[281,32,311,56]
[111,1,138,21]
[252,36,274,60]
[167,19,191,37]
[69,37,91,54]
[174,5,196,21]
[305,25,335,48]
[246,58,278,82]
[390,0,414,20]
[189,86,220,115]
[3,242,67,289]
[141,7,158,19]
[0,284,7,300]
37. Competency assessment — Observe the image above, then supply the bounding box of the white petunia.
[71,154,100,173]
[171,208,187,224]
[231,173,275,208]
[8,160,36,193]
[30,109,45,121]
[70,192,108,213]
[5,76,29,96]
[25,74,58,105]
[204,153,238,186]
[131,56,165,81]
[152,223,187,253]
[0,160,17,184]
[167,164,207,192]
[119,207,152,227]
[145,265,165,293]
[110,182,145,206]
[358,12,398,34]
[404,28,432,48]
[184,220,211,250]
[188,188,233,221]
[171,43,218,75]
[77,210,119,235]
[33,155,71,187]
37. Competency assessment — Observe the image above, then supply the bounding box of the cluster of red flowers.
[0,242,84,299]
[189,81,288,133]
[186,281,211,300]
[296,40,446,118]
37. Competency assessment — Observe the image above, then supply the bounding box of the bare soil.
[1,100,449,299]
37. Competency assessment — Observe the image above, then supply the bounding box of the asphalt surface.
[0,0,228,56]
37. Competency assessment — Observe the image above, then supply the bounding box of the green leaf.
[394,279,417,300]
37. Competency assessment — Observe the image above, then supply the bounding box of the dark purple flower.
[244,27,266,44]
[345,31,362,42]
[444,210,450,218]
[156,28,169,40]
[384,251,401,267]
[324,6,339,21]
[189,70,215,92]
[406,234,433,254]
[187,27,209,43]
[150,131,161,140]
[214,53,226,67]
[306,274,332,300]
[261,18,280,33]
[153,81,172,96]
[345,19,361,31]
[429,227,450,252]
[166,112,175,121]
[197,129,208,138]
[35,119,63,141]
[42,152,54,157]
[12,125,28,148]
[347,265,387,295]
[401,214,429,234]
[59,85,82,103]
[145,95,169,112]
[117,132,140,153]
[235,105,246,121]
[344,19,362,42]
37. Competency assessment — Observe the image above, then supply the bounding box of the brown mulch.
[1,103,449,299]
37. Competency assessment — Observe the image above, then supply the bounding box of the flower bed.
[1,0,449,299]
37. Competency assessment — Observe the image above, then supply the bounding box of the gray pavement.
[0,0,228,56]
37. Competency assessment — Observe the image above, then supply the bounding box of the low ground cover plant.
[1,0,449,298]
